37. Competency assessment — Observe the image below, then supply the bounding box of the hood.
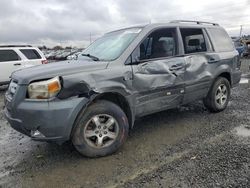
[12,59,109,85]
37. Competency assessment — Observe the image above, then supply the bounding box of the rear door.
[19,48,43,67]
[0,49,22,83]
[179,27,214,104]
[130,27,186,117]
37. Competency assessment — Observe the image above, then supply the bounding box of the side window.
[0,50,21,62]
[207,28,234,52]
[20,49,41,60]
[180,28,207,54]
[135,28,177,61]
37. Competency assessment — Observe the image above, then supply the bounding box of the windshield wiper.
[81,53,100,61]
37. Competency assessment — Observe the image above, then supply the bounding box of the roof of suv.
[108,20,221,34]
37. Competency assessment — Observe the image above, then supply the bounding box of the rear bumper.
[4,96,89,142]
[231,70,242,87]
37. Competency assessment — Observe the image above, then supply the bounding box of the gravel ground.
[0,59,249,188]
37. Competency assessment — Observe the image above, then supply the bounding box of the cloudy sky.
[0,0,249,47]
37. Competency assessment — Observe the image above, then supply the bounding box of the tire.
[203,77,231,113]
[72,100,129,157]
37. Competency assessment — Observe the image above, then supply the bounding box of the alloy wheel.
[83,114,119,148]
[215,84,228,107]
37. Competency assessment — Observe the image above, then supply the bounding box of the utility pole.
[239,25,243,38]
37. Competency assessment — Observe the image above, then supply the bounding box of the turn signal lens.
[48,80,60,93]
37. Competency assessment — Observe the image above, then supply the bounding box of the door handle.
[169,64,184,71]
[14,63,21,66]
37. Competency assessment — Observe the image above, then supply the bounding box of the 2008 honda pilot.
[4,21,241,157]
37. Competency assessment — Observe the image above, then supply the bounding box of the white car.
[0,45,47,86]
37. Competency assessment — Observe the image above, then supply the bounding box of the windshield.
[80,28,142,61]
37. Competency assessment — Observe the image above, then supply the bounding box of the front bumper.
[4,96,89,142]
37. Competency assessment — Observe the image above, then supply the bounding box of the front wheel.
[203,77,231,112]
[72,100,129,157]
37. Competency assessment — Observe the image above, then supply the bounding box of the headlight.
[28,77,61,99]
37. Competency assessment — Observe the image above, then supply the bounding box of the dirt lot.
[0,59,250,188]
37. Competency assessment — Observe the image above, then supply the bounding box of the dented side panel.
[183,51,237,104]
[58,64,135,116]
[183,54,212,103]
[131,57,186,117]
[59,65,134,97]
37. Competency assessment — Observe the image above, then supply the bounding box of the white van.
[0,45,47,86]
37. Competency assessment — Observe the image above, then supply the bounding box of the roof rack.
[170,20,219,26]
[0,45,32,48]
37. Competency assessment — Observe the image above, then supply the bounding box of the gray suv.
[4,21,241,157]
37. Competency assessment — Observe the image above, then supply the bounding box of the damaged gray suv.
[4,21,241,157]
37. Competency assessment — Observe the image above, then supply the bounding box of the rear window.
[0,50,21,62]
[20,49,41,59]
[207,28,234,52]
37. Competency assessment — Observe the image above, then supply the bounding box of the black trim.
[204,28,215,52]
[135,84,184,103]
[185,80,211,92]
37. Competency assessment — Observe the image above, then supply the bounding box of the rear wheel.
[72,100,129,157]
[203,77,231,112]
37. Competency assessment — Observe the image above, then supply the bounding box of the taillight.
[42,60,48,64]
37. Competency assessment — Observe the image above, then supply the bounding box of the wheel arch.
[92,92,134,129]
[215,72,232,86]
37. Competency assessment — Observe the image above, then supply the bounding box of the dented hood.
[12,60,109,85]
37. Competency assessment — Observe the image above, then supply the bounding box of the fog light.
[31,130,45,138]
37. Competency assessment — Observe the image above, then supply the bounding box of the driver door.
[131,28,186,117]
